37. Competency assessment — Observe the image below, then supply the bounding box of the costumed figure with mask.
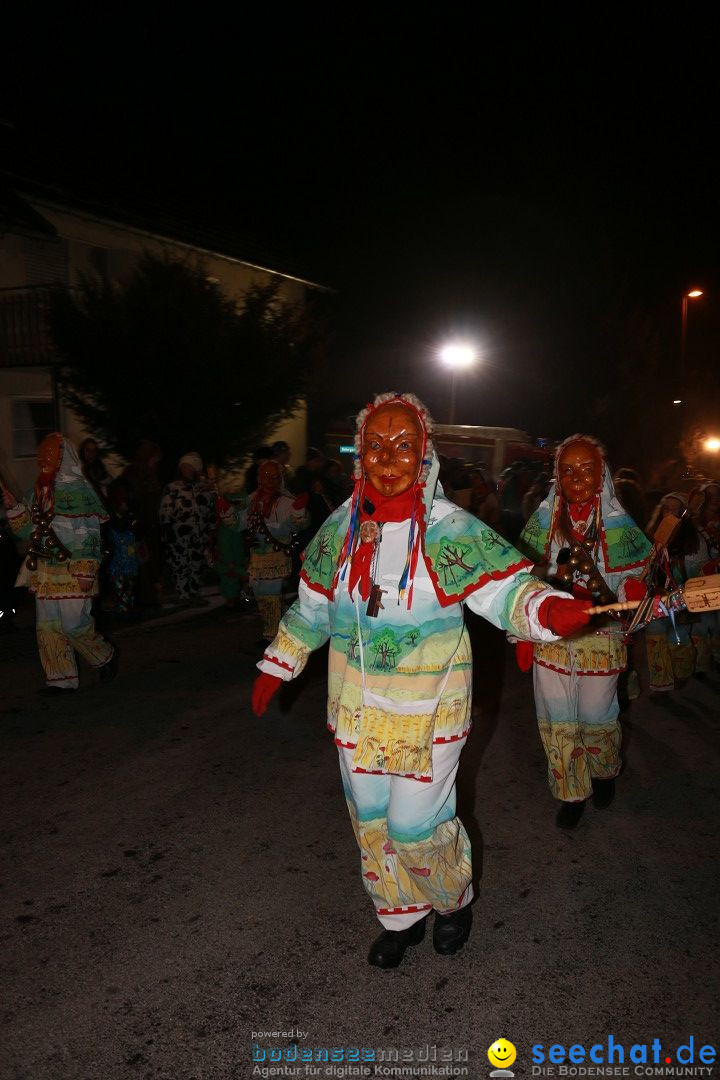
[159,452,216,603]
[518,434,652,829]
[251,393,591,969]
[236,460,309,641]
[688,481,720,674]
[2,433,118,692]
[644,492,699,693]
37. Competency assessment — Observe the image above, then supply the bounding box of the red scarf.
[347,481,421,601]
[361,481,419,522]
[567,497,598,597]
[568,498,595,523]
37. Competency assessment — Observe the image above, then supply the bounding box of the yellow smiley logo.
[488,1040,517,1069]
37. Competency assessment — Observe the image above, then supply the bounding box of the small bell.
[26,554,37,571]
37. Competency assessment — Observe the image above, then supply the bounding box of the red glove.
[515,641,534,672]
[251,672,282,716]
[293,492,310,510]
[623,578,647,601]
[703,560,718,576]
[538,596,591,637]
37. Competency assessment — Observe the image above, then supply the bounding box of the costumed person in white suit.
[518,434,651,829]
[251,393,592,967]
[2,433,118,692]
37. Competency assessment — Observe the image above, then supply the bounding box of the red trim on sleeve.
[299,568,336,600]
[263,654,294,674]
[523,588,547,619]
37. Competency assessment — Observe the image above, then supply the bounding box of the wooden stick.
[583,600,643,615]
[587,576,720,617]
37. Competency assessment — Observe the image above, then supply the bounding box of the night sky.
[2,19,718,462]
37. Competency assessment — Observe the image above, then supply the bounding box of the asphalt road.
[1,603,719,1080]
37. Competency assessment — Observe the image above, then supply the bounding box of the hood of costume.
[301,395,530,607]
[45,438,109,519]
[519,454,651,575]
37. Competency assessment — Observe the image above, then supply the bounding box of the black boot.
[433,905,472,955]
[367,917,426,969]
[555,799,585,829]
[592,777,616,809]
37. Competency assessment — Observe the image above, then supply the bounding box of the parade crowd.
[2,401,719,969]
[2,429,719,693]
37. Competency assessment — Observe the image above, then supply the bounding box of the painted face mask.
[36,433,63,479]
[557,440,603,505]
[361,401,424,497]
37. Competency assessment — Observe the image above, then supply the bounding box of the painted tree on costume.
[372,627,399,670]
[310,530,335,576]
[481,531,512,556]
[435,540,474,586]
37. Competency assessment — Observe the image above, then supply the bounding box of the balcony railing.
[0,286,60,368]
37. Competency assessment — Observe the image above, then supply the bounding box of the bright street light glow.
[673,400,682,405]
[439,342,477,368]
[687,289,703,298]
[704,437,720,453]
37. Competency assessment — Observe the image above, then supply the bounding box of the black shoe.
[99,647,119,684]
[367,917,426,969]
[556,800,586,829]
[433,905,472,955]
[37,685,76,696]
[592,777,616,809]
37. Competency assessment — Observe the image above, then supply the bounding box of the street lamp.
[681,288,704,368]
[439,341,478,424]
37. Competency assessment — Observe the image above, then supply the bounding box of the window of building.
[11,399,57,458]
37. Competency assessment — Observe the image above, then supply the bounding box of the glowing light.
[439,342,478,368]
[673,399,683,405]
[704,437,720,452]
[687,289,704,298]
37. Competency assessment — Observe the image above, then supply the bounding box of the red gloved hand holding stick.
[515,641,534,672]
[622,578,647,601]
[538,596,592,637]
[251,672,282,716]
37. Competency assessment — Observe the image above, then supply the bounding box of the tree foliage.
[372,627,399,670]
[48,253,319,466]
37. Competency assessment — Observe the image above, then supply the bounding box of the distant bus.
[325,422,552,479]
